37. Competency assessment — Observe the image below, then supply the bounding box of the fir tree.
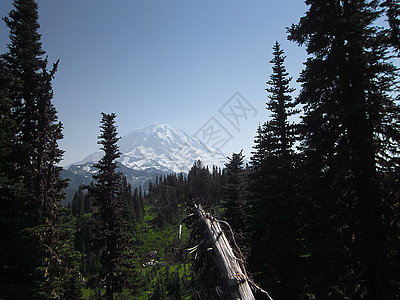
[120,176,135,225]
[133,187,144,222]
[288,1,400,297]
[264,42,298,161]
[188,160,211,202]
[1,1,76,298]
[222,150,247,232]
[83,185,94,214]
[89,112,136,298]
[247,42,301,298]
[0,46,40,299]
[139,185,145,219]
[382,0,400,50]
[71,189,85,217]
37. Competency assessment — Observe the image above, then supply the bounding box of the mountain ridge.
[72,122,227,174]
[61,123,227,203]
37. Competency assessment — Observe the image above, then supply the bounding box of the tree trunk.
[193,204,255,300]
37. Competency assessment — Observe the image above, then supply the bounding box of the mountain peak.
[143,122,170,130]
[63,123,227,203]
[75,123,226,174]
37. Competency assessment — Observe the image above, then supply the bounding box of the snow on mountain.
[76,122,227,174]
[61,122,227,204]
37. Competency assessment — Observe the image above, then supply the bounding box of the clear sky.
[0,0,308,166]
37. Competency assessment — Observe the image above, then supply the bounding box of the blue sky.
[0,1,308,166]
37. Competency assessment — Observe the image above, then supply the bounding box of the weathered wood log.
[193,204,255,300]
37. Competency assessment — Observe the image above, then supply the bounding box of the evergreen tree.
[264,42,298,161]
[1,1,76,298]
[89,112,135,298]
[188,160,211,202]
[71,189,84,217]
[83,184,94,214]
[247,42,301,298]
[288,1,400,297]
[0,46,40,299]
[133,187,144,222]
[382,0,400,50]
[52,208,83,300]
[139,185,145,219]
[222,150,247,232]
[120,176,135,225]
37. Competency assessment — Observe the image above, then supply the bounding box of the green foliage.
[188,161,211,201]
[174,271,185,300]
[152,276,167,300]
[382,0,400,50]
[247,42,302,299]
[287,1,400,298]
[0,51,40,298]
[222,150,247,232]
[187,160,225,207]
[0,0,77,298]
[71,189,85,217]
[87,112,136,298]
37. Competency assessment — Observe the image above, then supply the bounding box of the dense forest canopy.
[1,0,400,299]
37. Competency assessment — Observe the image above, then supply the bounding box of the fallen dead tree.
[180,204,273,300]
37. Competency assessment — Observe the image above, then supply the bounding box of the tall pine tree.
[383,0,400,50]
[1,1,77,298]
[288,1,400,297]
[0,45,39,299]
[89,113,135,299]
[247,42,301,299]
[222,150,247,233]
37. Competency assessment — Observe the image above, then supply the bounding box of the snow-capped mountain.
[76,122,227,174]
[61,123,227,203]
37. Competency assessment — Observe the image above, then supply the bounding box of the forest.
[1,0,400,299]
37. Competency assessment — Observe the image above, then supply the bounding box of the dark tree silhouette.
[1,0,78,298]
[89,113,135,299]
[247,42,301,299]
[288,1,400,297]
[222,150,247,232]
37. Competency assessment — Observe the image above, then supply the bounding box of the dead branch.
[191,204,256,300]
